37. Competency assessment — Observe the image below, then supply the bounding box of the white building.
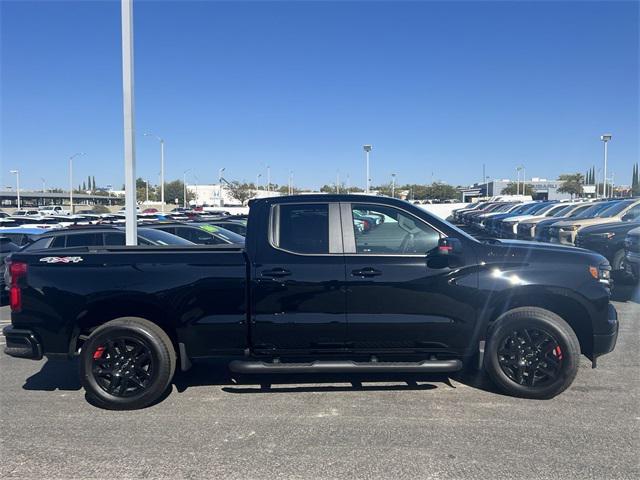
[186,183,281,207]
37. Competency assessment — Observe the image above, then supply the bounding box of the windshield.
[572,202,615,219]
[138,228,195,246]
[210,226,245,244]
[595,200,633,218]
[535,203,560,215]
[549,204,573,217]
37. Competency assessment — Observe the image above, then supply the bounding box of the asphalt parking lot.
[1,288,639,480]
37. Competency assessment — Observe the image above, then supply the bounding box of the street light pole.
[69,152,86,214]
[9,170,20,209]
[145,179,149,203]
[144,133,165,212]
[363,145,372,193]
[183,170,190,208]
[391,173,396,198]
[288,170,293,195]
[41,178,46,193]
[256,173,262,191]
[266,165,271,193]
[601,134,612,198]
[336,171,340,194]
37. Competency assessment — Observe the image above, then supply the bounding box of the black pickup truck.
[4,195,618,409]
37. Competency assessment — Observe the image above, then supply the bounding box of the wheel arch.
[69,295,179,355]
[480,288,594,356]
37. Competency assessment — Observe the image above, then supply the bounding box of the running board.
[229,359,462,374]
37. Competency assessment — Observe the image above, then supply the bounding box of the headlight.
[589,264,611,284]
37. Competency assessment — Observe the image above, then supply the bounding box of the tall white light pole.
[41,178,46,193]
[256,173,262,191]
[144,133,165,212]
[391,173,396,198]
[363,145,372,193]
[183,169,191,208]
[69,152,86,214]
[517,165,525,195]
[601,134,612,198]
[266,165,271,192]
[121,0,137,244]
[145,179,149,203]
[9,170,20,209]
[288,170,293,195]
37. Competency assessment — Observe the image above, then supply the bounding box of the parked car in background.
[38,205,70,216]
[10,209,41,217]
[20,227,194,251]
[145,223,245,245]
[520,202,592,241]
[623,226,640,283]
[208,219,248,236]
[550,199,640,245]
[142,208,159,214]
[576,221,640,275]
[0,228,50,246]
[515,202,582,240]
[497,202,558,239]
[536,202,616,242]
[1,237,21,303]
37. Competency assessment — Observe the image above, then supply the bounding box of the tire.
[484,307,580,399]
[79,317,176,410]
[611,249,625,271]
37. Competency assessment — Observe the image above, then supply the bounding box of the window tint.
[23,237,53,251]
[351,204,440,254]
[50,236,66,248]
[621,204,640,221]
[65,233,103,247]
[104,232,126,245]
[274,204,329,254]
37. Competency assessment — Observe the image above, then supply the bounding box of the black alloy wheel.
[80,317,176,410]
[92,337,154,397]
[497,328,563,388]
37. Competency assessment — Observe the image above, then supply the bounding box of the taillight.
[9,261,27,312]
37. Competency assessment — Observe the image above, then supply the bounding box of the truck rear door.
[250,201,347,354]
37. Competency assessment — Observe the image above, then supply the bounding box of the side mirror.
[436,237,463,255]
[428,237,464,269]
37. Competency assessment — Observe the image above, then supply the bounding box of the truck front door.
[251,202,348,354]
[342,202,477,354]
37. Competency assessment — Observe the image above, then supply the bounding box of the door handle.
[351,267,382,278]
[261,268,292,278]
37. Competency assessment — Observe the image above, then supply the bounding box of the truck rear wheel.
[79,317,176,410]
[484,307,580,399]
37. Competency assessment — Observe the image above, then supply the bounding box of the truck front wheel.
[484,307,580,399]
[79,317,176,410]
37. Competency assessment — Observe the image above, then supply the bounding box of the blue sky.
[1,0,638,190]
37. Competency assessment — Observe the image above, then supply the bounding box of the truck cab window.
[351,204,440,254]
[273,204,329,254]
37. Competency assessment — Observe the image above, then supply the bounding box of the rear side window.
[66,233,103,247]
[51,236,67,248]
[272,204,329,254]
[104,232,126,245]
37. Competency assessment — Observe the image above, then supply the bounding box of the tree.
[92,176,96,192]
[225,181,255,205]
[164,179,194,206]
[500,182,534,196]
[632,163,639,196]
[426,182,459,200]
[557,173,584,199]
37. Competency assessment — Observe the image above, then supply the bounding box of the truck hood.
[552,217,618,229]
[482,238,606,264]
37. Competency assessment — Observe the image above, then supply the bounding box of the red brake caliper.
[553,346,563,360]
[93,346,106,360]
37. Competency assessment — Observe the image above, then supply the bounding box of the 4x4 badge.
[39,256,84,264]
